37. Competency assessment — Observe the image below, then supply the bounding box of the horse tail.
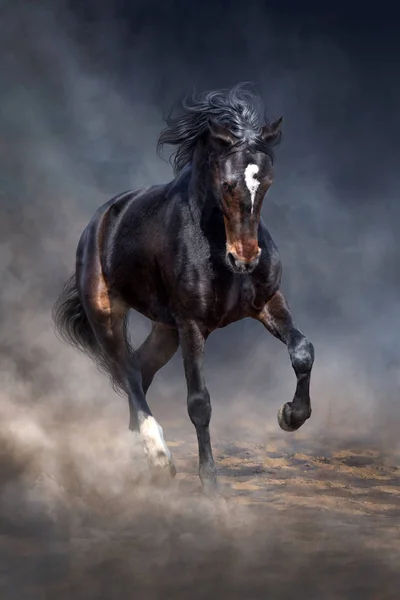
[52,273,129,395]
[52,273,99,359]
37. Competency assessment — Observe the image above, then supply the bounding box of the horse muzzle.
[226,247,261,274]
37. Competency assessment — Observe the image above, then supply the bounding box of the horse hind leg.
[76,253,176,479]
[135,322,179,396]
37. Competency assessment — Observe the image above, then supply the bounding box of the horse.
[52,84,315,495]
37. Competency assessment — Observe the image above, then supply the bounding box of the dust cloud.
[1,1,399,598]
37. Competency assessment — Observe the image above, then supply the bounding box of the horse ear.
[207,119,238,148]
[261,117,283,144]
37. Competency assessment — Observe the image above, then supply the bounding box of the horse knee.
[188,390,211,428]
[290,337,314,374]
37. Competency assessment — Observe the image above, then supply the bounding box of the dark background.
[4,0,399,421]
[1,1,400,597]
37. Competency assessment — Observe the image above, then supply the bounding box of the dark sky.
[67,0,400,64]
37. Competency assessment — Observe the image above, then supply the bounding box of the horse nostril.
[227,252,237,269]
[248,254,260,271]
[226,249,260,273]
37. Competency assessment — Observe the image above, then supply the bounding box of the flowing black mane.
[157,84,282,174]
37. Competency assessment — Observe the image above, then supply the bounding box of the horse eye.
[222,181,236,191]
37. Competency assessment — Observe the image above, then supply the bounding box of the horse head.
[207,117,282,274]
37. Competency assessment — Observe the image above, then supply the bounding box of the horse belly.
[112,260,176,326]
[132,302,176,326]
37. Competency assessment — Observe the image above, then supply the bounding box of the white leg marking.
[244,163,260,214]
[140,415,172,464]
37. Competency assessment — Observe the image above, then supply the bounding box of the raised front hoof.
[147,452,177,483]
[277,402,311,432]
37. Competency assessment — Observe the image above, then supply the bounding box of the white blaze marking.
[244,163,260,214]
[140,415,172,461]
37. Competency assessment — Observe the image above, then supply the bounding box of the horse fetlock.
[277,401,311,432]
[199,461,218,492]
[139,415,175,477]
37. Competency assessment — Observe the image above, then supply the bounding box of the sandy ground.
[1,411,399,600]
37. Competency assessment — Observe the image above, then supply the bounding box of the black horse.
[53,85,314,494]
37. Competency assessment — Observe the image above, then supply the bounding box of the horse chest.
[174,253,274,329]
[212,278,261,327]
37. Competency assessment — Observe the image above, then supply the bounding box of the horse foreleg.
[178,320,217,494]
[255,291,315,432]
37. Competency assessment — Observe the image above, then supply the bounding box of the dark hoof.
[168,461,177,478]
[202,480,221,500]
[278,402,311,432]
[199,465,219,499]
